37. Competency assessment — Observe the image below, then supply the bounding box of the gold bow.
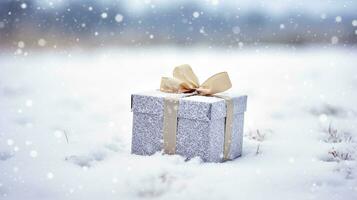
[160,64,232,95]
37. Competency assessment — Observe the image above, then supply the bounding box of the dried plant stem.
[63,129,69,144]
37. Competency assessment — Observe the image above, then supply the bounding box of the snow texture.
[0,47,357,200]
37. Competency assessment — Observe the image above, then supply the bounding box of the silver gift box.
[131,91,247,162]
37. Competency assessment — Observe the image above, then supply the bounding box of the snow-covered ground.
[0,46,357,200]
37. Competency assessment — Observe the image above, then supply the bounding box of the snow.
[0,46,357,200]
[38,39,47,47]
[20,3,27,9]
[192,12,200,18]
[353,20,357,27]
[101,12,108,19]
[115,14,124,23]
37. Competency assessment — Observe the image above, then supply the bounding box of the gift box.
[131,91,247,162]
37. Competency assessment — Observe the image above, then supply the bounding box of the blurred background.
[0,0,356,50]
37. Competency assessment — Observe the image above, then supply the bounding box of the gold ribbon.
[160,64,232,95]
[160,65,234,161]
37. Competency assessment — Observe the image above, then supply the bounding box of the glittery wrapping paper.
[131,90,247,162]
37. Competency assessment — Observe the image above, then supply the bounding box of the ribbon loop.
[173,64,200,90]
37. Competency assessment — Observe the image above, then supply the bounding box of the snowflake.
[112,177,118,183]
[38,39,47,47]
[18,41,25,48]
[335,16,342,23]
[20,3,27,9]
[7,139,14,146]
[193,12,200,18]
[352,20,357,27]
[25,99,33,107]
[13,167,19,172]
[211,0,219,6]
[101,12,108,19]
[30,150,38,158]
[53,130,62,138]
[115,14,124,23]
[319,114,328,122]
[47,172,54,179]
[14,146,19,152]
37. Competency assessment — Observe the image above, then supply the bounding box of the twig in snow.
[326,147,354,162]
[63,129,69,144]
[248,129,265,142]
[323,122,353,143]
[255,143,261,155]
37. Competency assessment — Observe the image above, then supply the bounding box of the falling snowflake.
[13,167,19,172]
[53,130,62,138]
[211,0,219,6]
[193,11,200,18]
[101,12,108,19]
[149,34,154,39]
[335,16,342,23]
[20,3,27,9]
[280,24,285,29]
[352,20,357,27]
[319,114,328,122]
[38,39,47,47]
[30,150,38,158]
[47,172,54,179]
[25,99,33,107]
[7,139,14,146]
[115,14,124,23]
[112,177,118,183]
[18,41,25,48]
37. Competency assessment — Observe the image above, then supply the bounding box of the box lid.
[131,90,247,121]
